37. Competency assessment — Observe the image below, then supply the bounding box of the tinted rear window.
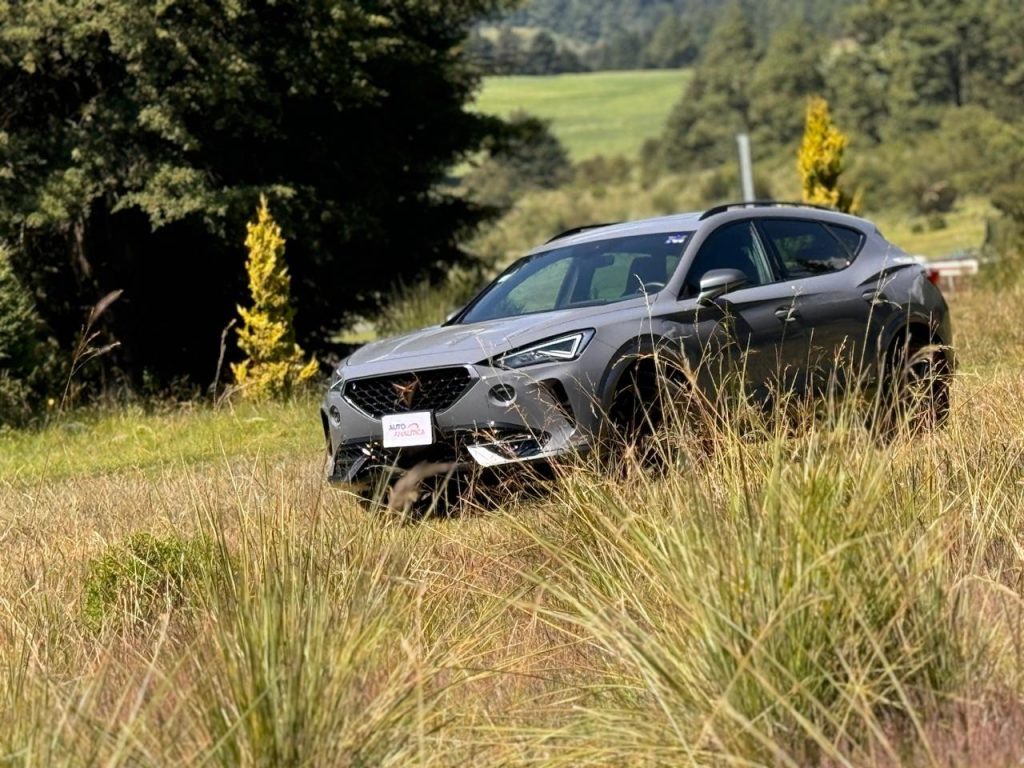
[759,219,851,277]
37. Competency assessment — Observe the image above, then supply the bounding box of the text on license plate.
[381,411,434,448]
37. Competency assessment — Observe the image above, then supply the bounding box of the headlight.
[495,330,594,369]
[328,367,344,391]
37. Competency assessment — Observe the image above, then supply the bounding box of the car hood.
[344,302,642,376]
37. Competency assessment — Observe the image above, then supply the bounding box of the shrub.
[918,179,958,214]
[798,96,859,213]
[991,182,1024,264]
[0,370,33,427]
[697,166,774,207]
[81,532,216,633]
[0,244,39,369]
[231,198,318,401]
[574,155,632,188]
[374,267,484,338]
[0,243,50,426]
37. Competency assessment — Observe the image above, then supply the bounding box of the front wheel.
[604,356,704,470]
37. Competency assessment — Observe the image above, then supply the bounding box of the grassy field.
[874,196,993,258]
[476,69,690,161]
[0,400,316,485]
[3,280,1024,765]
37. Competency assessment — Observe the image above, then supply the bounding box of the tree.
[829,0,1023,140]
[797,97,858,213]
[644,14,698,69]
[654,3,759,172]
[494,27,523,74]
[232,198,317,401]
[0,244,41,378]
[554,45,587,74]
[524,32,559,75]
[462,113,572,208]
[0,243,48,423]
[0,0,510,388]
[749,20,825,149]
[464,30,497,74]
[590,29,647,71]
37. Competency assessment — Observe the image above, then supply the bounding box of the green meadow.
[477,68,691,161]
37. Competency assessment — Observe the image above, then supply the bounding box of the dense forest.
[644,0,1024,214]
[502,0,851,43]
[477,0,854,74]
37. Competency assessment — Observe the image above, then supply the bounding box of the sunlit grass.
[871,196,995,259]
[0,397,319,485]
[1,282,1022,765]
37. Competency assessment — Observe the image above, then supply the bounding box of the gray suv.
[322,202,952,486]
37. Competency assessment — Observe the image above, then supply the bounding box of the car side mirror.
[443,306,463,325]
[697,268,748,306]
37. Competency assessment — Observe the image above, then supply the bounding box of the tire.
[605,355,700,469]
[882,334,950,434]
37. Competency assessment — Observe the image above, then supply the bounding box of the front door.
[674,220,805,398]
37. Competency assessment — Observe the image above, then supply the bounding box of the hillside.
[475,68,690,161]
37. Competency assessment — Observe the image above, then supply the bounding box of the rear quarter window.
[826,224,866,259]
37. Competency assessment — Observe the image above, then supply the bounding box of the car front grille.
[343,367,474,419]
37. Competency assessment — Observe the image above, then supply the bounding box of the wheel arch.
[597,333,687,413]
[880,311,951,368]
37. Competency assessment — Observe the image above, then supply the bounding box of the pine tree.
[654,3,759,173]
[643,15,697,69]
[749,20,825,149]
[797,97,859,213]
[232,197,318,401]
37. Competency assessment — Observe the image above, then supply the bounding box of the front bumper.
[320,361,598,484]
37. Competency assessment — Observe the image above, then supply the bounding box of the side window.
[759,219,851,277]
[682,221,775,297]
[826,224,865,259]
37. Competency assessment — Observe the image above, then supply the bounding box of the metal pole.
[737,133,755,202]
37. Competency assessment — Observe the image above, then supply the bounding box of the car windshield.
[457,232,691,324]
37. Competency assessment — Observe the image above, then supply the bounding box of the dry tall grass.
[1,284,1023,766]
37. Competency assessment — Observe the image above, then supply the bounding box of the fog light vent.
[488,384,516,405]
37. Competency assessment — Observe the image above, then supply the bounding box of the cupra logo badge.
[391,377,420,408]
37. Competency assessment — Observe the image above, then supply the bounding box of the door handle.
[863,289,887,303]
[775,305,799,323]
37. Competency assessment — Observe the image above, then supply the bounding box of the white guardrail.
[912,255,980,293]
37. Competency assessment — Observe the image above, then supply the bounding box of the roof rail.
[545,222,619,244]
[698,200,835,221]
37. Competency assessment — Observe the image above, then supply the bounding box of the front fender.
[597,333,688,412]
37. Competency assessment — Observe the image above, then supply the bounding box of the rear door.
[754,217,873,388]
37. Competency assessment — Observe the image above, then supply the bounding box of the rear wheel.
[881,332,950,434]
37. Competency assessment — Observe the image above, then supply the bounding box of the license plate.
[381,411,434,448]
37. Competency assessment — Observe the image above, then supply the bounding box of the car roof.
[530,203,875,254]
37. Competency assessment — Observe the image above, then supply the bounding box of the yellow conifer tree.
[797,96,860,213]
[231,197,318,401]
